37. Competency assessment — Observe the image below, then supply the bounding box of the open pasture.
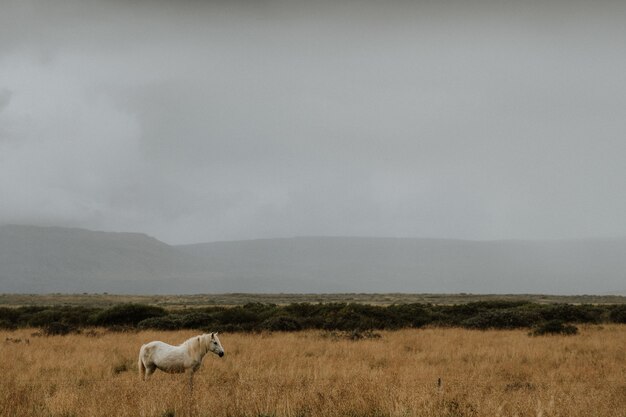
[1,293,624,308]
[1,326,625,417]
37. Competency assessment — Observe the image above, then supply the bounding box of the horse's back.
[142,341,188,372]
[140,341,169,362]
[142,340,171,351]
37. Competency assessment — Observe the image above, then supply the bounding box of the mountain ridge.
[1,225,625,295]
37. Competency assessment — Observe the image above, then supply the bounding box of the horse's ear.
[210,332,215,339]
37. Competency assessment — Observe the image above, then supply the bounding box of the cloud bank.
[1,0,626,244]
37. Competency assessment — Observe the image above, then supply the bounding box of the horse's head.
[205,332,224,357]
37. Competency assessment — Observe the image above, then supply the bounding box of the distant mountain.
[0,225,200,293]
[1,225,625,294]
[179,236,626,295]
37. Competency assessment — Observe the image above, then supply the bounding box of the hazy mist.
[2,0,626,245]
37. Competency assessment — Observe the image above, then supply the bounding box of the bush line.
[0,301,625,333]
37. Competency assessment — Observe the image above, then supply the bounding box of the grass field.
[1,293,624,308]
[1,326,625,417]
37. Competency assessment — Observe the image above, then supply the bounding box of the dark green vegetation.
[1,292,625,308]
[1,301,625,334]
[530,319,579,336]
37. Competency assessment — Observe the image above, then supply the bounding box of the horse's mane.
[184,334,209,356]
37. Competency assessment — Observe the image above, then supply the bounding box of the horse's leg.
[144,365,157,380]
[188,362,201,392]
[187,369,194,392]
[184,370,195,417]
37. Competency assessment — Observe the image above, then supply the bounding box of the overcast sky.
[1,0,626,245]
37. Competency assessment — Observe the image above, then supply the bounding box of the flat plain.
[1,293,625,308]
[1,325,625,417]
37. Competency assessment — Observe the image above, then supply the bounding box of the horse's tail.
[138,345,146,381]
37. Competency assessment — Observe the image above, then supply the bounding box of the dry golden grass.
[1,326,625,417]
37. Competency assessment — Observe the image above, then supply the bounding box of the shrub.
[179,312,217,329]
[462,309,542,330]
[0,307,19,326]
[530,320,578,336]
[0,300,619,333]
[92,304,166,327]
[42,322,78,336]
[0,319,17,330]
[28,310,64,327]
[322,304,374,331]
[211,304,278,331]
[279,303,326,329]
[387,303,432,328]
[283,302,325,317]
[437,301,531,326]
[138,316,182,331]
[261,316,303,332]
[609,305,626,324]
[539,304,603,324]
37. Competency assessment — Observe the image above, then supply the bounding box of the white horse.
[138,332,224,389]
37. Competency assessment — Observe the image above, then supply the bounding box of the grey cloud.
[1,0,626,244]
[0,89,11,112]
